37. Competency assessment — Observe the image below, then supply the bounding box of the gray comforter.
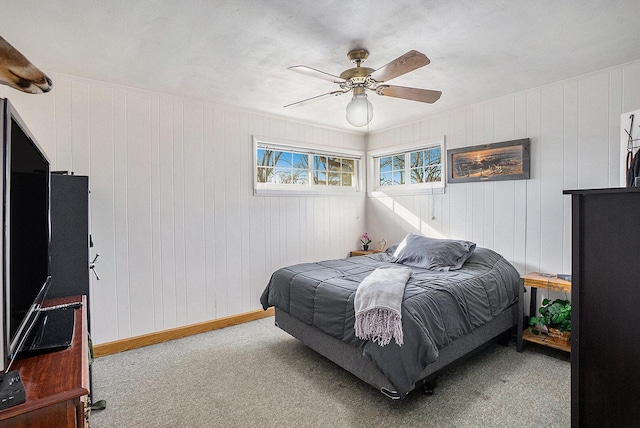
[260,247,519,396]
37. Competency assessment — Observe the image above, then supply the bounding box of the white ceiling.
[2,0,640,133]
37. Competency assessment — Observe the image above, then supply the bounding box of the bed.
[260,235,520,399]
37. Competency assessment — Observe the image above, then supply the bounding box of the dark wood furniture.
[517,272,571,353]
[0,296,89,427]
[565,187,640,427]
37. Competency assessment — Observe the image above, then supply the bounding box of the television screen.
[1,98,51,370]
[8,116,50,337]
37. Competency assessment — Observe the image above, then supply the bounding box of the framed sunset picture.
[447,138,530,183]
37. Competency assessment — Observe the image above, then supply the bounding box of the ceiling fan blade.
[369,50,431,83]
[376,85,442,104]
[284,90,349,108]
[288,65,346,83]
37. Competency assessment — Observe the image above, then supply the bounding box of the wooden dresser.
[0,296,90,427]
[565,188,640,427]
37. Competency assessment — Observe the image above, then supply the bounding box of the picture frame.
[447,138,530,183]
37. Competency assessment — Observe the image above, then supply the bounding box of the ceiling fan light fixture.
[286,49,439,127]
[346,93,373,127]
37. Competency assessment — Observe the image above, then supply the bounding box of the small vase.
[363,244,369,251]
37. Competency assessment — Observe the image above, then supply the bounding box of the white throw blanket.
[354,265,413,347]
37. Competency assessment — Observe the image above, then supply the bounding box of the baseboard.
[93,307,275,358]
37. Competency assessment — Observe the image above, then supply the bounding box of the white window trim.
[367,136,446,196]
[253,136,365,196]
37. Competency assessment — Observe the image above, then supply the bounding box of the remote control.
[0,370,26,410]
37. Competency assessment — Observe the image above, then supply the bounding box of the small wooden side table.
[350,249,384,257]
[0,295,90,427]
[517,272,572,353]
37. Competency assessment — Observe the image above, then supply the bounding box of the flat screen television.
[0,98,51,372]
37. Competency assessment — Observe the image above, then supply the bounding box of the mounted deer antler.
[0,36,52,94]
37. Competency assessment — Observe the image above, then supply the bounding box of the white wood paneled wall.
[2,58,639,344]
[367,60,640,279]
[0,76,366,344]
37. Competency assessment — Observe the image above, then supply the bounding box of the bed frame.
[274,302,519,399]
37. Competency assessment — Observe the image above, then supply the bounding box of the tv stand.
[0,295,89,427]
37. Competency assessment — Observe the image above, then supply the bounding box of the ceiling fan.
[284,49,441,127]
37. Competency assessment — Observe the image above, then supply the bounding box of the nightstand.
[350,249,384,257]
[517,272,571,353]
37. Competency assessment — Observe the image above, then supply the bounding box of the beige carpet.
[89,316,570,428]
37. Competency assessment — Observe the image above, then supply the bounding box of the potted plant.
[360,233,372,251]
[529,298,571,345]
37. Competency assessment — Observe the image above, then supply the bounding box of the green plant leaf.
[533,298,572,331]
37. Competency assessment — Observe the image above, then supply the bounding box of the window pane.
[264,167,278,183]
[393,155,405,170]
[393,171,405,185]
[328,172,340,185]
[314,170,326,185]
[293,153,308,169]
[379,157,392,173]
[268,167,278,183]
[342,173,352,186]
[274,151,292,167]
[314,155,327,171]
[257,148,266,166]
[410,167,423,184]
[425,147,441,165]
[274,167,291,183]
[410,151,424,167]
[328,157,341,171]
[425,165,441,182]
[293,171,308,185]
[257,166,269,183]
[380,171,392,186]
[257,149,277,167]
[342,159,354,173]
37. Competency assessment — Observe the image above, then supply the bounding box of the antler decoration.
[0,36,52,94]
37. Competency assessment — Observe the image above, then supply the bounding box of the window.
[379,154,405,186]
[313,155,355,186]
[254,136,363,195]
[256,149,309,185]
[368,137,446,195]
[408,147,442,184]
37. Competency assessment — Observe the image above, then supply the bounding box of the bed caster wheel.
[422,379,437,395]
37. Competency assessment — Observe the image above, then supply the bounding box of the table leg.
[517,278,524,352]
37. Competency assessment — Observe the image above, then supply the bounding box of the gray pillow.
[391,233,476,271]
[385,243,399,255]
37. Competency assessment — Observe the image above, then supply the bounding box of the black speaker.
[49,174,90,320]
[49,174,97,402]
